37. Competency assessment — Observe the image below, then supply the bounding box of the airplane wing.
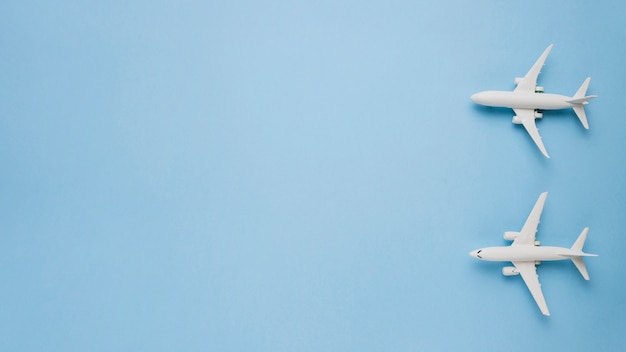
[514,44,553,93]
[513,192,548,246]
[512,261,550,316]
[513,108,550,158]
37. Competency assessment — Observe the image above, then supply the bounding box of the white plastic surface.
[469,192,598,316]
[470,44,597,158]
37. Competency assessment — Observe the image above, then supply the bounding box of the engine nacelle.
[514,77,523,85]
[512,116,523,124]
[503,231,520,240]
[534,111,543,119]
[535,86,544,93]
[502,266,519,276]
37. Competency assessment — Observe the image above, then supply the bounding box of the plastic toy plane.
[471,44,597,158]
[469,192,597,316]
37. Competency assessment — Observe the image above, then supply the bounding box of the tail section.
[571,257,591,280]
[567,227,598,280]
[570,227,589,252]
[566,77,597,129]
[573,77,592,100]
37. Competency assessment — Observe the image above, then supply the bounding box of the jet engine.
[514,77,523,85]
[535,86,544,93]
[534,111,543,119]
[512,116,523,124]
[502,266,519,276]
[503,231,520,240]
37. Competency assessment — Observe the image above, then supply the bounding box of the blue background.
[2,1,625,351]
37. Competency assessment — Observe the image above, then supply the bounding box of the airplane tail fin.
[566,77,597,129]
[566,227,598,280]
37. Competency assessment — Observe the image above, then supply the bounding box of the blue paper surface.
[1,1,625,350]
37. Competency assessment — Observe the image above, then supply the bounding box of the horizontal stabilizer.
[571,257,591,280]
[573,77,592,99]
[568,77,596,129]
[563,228,597,280]
[571,227,589,251]
[566,96,598,105]
[558,253,598,258]
[571,104,591,129]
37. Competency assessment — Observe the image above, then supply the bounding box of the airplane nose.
[470,93,481,103]
[470,249,484,259]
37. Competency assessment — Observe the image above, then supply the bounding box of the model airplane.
[471,44,597,158]
[469,192,597,316]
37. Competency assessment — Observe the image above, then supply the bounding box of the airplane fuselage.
[470,245,583,262]
[471,91,573,110]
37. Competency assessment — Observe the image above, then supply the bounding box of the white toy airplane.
[471,44,597,158]
[469,192,598,316]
